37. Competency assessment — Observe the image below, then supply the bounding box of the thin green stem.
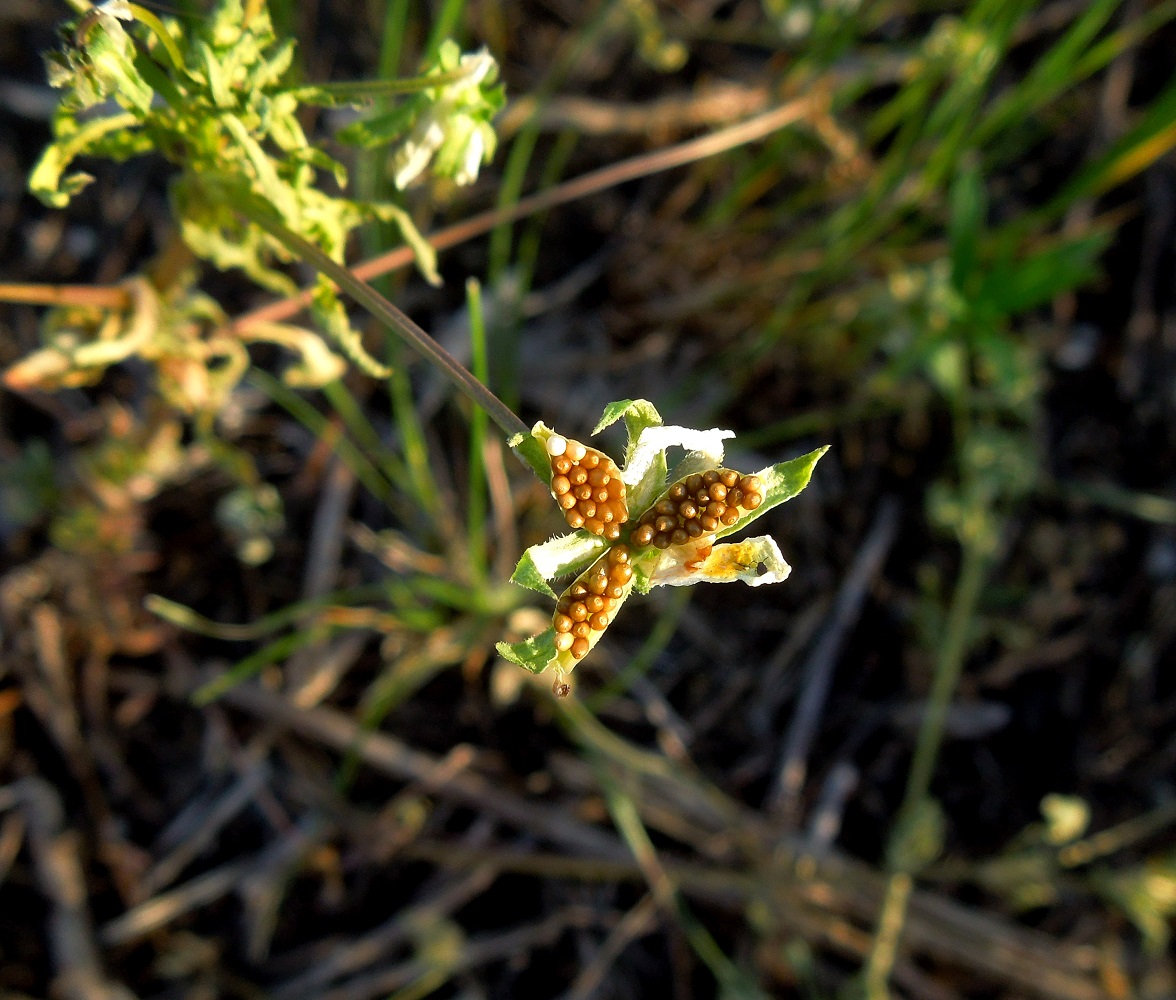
[235,202,543,481]
[864,539,989,996]
[423,0,467,62]
[465,279,489,582]
[289,67,477,105]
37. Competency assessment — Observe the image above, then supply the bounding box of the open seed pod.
[629,468,763,550]
[550,543,636,678]
[545,434,628,539]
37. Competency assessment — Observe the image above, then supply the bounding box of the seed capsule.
[550,545,637,662]
[546,434,629,535]
[629,467,765,550]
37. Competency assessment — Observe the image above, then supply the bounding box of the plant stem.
[863,539,989,998]
[237,203,543,481]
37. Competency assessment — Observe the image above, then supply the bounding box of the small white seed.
[546,435,567,457]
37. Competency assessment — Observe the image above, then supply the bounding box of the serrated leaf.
[511,531,607,595]
[495,629,557,674]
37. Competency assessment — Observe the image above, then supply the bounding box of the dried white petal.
[647,534,790,588]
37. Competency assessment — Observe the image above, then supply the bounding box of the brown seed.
[744,492,763,510]
[554,632,574,652]
[679,501,698,520]
[572,621,591,640]
[739,475,761,494]
[686,520,704,537]
[700,515,718,532]
[600,508,614,523]
[671,528,689,546]
[706,501,725,519]
[607,584,624,600]
[588,467,609,487]
[571,637,589,659]
[728,489,744,508]
[553,456,572,475]
[696,489,711,505]
[655,515,676,533]
[653,532,671,549]
[607,479,625,498]
[552,474,571,494]
[588,574,608,595]
[585,595,605,614]
[604,522,622,540]
[668,483,688,500]
[633,524,655,547]
[720,470,739,488]
[569,467,588,486]
[611,546,630,563]
[581,502,597,519]
[709,483,727,502]
[556,598,570,613]
[720,507,740,526]
[686,474,703,493]
[656,499,677,517]
[554,614,573,633]
[559,493,578,510]
[612,563,633,583]
[566,510,585,529]
[571,583,588,597]
[569,602,588,621]
[574,485,591,501]
[582,451,600,469]
[566,441,587,462]
[589,612,609,631]
[703,470,719,485]
[585,517,604,535]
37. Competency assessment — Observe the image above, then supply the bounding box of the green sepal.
[714,446,829,543]
[495,629,557,675]
[509,531,608,598]
[508,423,552,484]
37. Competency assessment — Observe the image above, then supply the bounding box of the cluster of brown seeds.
[546,435,628,539]
[630,469,763,549]
[552,545,634,660]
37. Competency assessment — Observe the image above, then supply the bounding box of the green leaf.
[496,629,557,674]
[949,160,985,292]
[977,232,1107,315]
[1054,69,1176,205]
[370,202,441,286]
[337,100,421,148]
[29,112,138,207]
